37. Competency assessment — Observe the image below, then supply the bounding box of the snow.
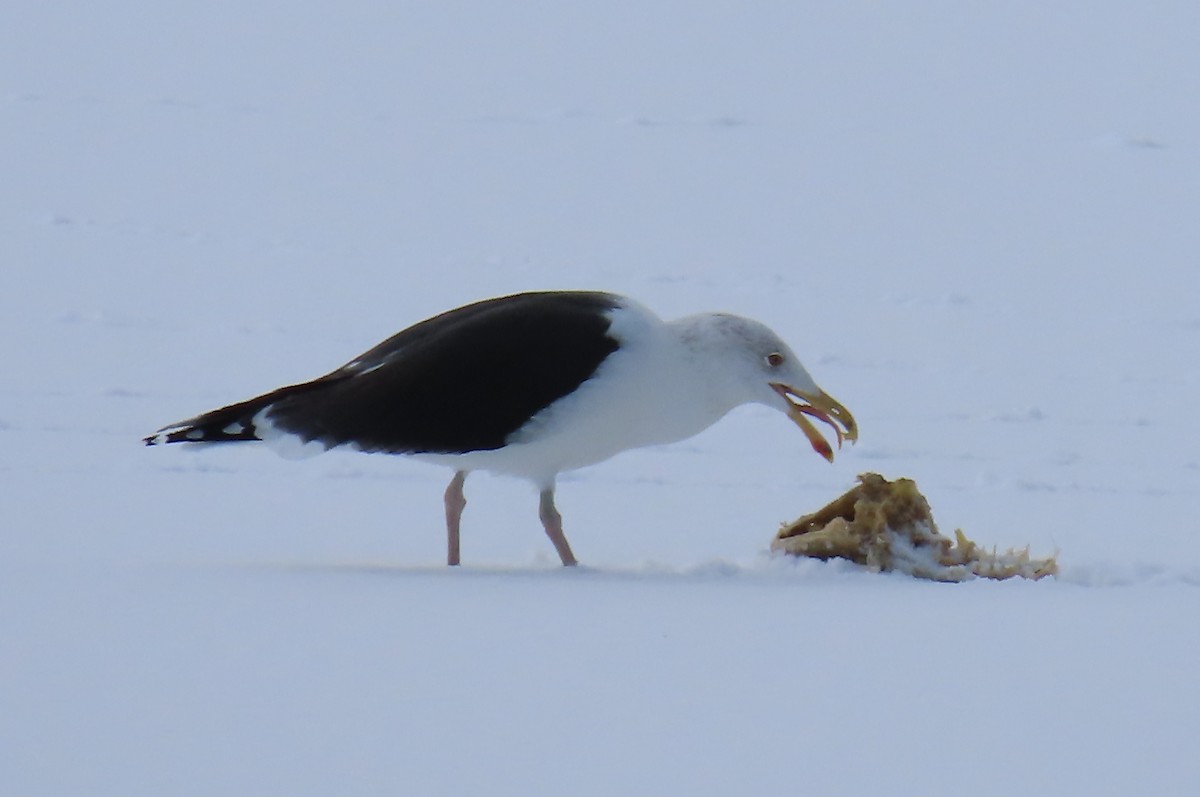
[3,1,1199,794]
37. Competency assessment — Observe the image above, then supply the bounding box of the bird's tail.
[143,373,336,447]
[143,393,276,446]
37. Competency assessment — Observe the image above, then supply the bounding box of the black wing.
[245,291,621,454]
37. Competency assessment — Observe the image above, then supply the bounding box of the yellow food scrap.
[772,473,1057,582]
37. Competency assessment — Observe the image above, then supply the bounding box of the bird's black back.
[265,291,623,454]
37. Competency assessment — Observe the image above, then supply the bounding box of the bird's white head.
[671,312,858,462]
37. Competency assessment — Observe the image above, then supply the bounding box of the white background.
[3,2,1198,794]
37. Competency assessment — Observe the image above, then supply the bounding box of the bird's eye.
[765,352,785,368]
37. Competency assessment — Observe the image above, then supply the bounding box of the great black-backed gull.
[145,290,857,565]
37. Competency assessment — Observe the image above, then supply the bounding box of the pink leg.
[444,471,467,566]
[538,487,577,567]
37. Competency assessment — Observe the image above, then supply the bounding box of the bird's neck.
[663,314,751,418]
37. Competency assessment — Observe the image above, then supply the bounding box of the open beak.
[770,383,858,463]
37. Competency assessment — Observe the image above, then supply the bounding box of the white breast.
[414,301,735,487]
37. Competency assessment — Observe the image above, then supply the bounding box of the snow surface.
[3,1,1199,794]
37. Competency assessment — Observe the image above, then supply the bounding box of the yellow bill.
[771,383,858,463]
